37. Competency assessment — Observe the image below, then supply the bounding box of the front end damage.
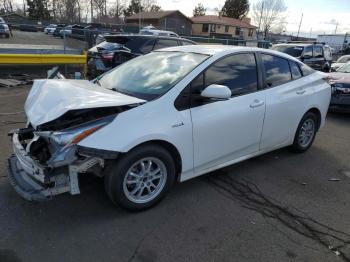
[7,114,119,201]
[7,79,146,201]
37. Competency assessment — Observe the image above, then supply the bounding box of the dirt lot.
[0,30,65,45]
[0,84,349,262]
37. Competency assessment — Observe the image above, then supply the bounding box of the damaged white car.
[8,45,331,210]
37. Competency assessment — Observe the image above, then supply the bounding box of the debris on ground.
[0,74,33,87]
[328,178,341,182]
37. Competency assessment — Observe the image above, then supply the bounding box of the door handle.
[250,100,265,108]
[296,89,306,95]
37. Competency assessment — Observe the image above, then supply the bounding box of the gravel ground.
[0,30,65,45]
[0,85,349,262]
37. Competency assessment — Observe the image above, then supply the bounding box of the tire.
[104,144,176,211]
[291,112,318,153]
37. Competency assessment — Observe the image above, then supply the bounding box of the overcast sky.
[158,0,350,37]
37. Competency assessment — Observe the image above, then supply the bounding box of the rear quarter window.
[299,63,315,76]
[262,54,292,87]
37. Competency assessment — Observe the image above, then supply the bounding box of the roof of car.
[273,43,329,48]
[104,34,195,42]
[159,45,302,61]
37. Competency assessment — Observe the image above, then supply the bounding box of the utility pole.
[257,1,264,40]
[309,27,312,39]
[296,13,303,40]
[90,0,93,22]
[335,21,338,34]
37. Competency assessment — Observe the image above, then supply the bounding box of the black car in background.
[87,34,196,78]
[272,43,333,72]
[329,62,350,112]
[0,23,10,38]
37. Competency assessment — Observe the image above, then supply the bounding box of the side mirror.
[201,84,231,100]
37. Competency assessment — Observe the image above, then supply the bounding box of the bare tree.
[0,0,14,13]
[252,0,287,38]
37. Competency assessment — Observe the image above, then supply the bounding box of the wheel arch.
[307,107,322,131]
[126,140,183,181]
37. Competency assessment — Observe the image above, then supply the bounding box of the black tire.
[104,144,176,211]
[291,112,318,153]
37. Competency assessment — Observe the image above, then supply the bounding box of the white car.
[8,45,331,210]
[331,55,350,71]
[44,24,57,34]
[139,28,179,37]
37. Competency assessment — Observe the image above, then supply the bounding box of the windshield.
[337,56,350,63]
[337,63,350,73]
[99,51,208,100]
[272,46,304,57]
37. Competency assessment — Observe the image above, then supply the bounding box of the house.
[125,10,192,35]
[191,15,257,40]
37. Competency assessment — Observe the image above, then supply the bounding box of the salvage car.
[272,42,332,72]
[331,55,350,71]
[8,45,331,210]
[329,62,350,112]
[87,34,196,78]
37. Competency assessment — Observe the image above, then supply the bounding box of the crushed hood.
[25,79,145,128]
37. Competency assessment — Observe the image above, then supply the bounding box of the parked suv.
[0,23,10,38]
[272,43,332,72]
[87,34,196,78]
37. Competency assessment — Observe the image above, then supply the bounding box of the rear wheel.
[292,112,318,153]
[104,144,176,211]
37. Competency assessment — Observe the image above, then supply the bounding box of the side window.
[182,40,194,46]
[313,46,323,58]
[154,39,179,50]
[303,46,312,58]
[139,39,155,53]
[205,53,258,96]
[299,63,315,76]
[261,54,292,87]
[290,61,302,80]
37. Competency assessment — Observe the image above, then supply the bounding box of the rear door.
[259,54,310,150]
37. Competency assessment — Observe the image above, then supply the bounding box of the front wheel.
[104,144,176,211]
[291,112,318,153]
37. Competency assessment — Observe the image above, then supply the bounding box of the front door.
[190,53,266,173]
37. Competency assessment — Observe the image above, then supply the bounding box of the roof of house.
[191,15,257,29]
[126,10,192,23]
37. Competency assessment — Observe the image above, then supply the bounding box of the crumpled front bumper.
[7,133,70,201]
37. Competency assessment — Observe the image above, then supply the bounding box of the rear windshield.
[337,56,350,63]
[272,46,304,57]
[103,36,150,53]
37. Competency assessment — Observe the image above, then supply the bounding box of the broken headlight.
[35,115,114,147]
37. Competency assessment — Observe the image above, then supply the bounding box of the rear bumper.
[330,95,350,112]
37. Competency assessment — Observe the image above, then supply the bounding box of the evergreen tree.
[193,3,206,17]
[221,0,249,19]
[26,0,50,20]
[123,0,144,17]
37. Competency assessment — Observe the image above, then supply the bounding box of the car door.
[190,53,266,173]
[259,53,309,150]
